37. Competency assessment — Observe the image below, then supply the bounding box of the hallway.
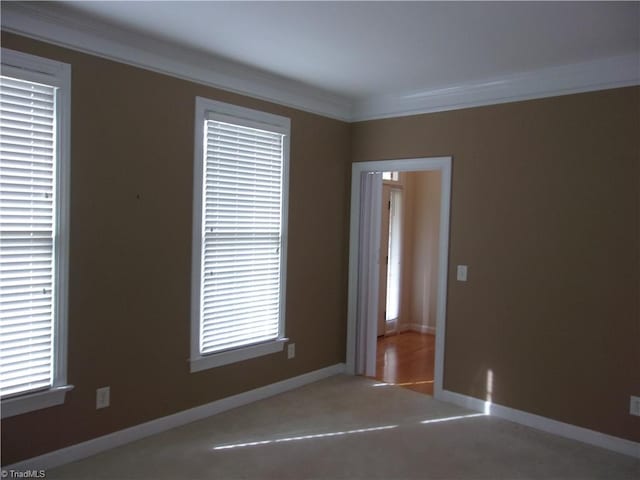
[374,332,435,395]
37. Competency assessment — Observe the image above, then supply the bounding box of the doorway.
[345,157,452,400]
[376,170,441,395]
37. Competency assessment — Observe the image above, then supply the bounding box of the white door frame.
[346,157,452,398]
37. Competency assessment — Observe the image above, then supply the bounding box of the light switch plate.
[287,343,295,359]
[96,386,110,409]
[457,265,468,282]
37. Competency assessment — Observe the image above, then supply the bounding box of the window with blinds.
[0,75,57,398]
[0,49,71,414]
[191,98,290,371]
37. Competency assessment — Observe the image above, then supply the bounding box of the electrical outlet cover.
[96,386,110,409]
[456,265,468,281]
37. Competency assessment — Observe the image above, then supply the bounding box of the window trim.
[1,48,73,418]
[190,97,290,373]
[382,171,401,184]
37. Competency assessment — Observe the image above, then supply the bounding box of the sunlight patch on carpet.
[212,425,398,450]
[420,413,486,424]
[372,380,434,387]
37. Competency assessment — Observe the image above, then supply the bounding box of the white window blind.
[199,115,285,355]
[0,75,57,398]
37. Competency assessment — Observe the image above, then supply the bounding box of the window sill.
[1,385,74,419]
[190,338,288,373]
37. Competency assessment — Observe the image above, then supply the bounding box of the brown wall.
[1,33,352,464]
[2,30,639,464]
[352,86,640,442]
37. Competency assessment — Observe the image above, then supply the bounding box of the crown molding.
[2,2,638,123]
[0,2,354,122]
[352,54,640,121]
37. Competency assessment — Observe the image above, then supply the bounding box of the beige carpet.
[48,375,639,479]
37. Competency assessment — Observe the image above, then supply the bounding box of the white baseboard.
[436,389,640,459]
[405,323,435,334]
[384,321,398,336]
[4,363,346,471]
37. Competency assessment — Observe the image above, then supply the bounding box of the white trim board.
[436,389,640,460]
[2,2,638,123]
[405,323,436,335]
[352,54,640,121]
[3,364,346,471]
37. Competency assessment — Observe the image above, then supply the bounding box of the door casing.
[346,157,452,398]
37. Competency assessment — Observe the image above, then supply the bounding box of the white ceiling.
[57,1,640,98]
[2,1,639,120]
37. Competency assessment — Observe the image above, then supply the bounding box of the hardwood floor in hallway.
[374,331,435,395]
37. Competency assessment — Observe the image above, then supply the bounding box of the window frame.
[190,97,290,373]
[1,48,73,418]
[382,171,400,182]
